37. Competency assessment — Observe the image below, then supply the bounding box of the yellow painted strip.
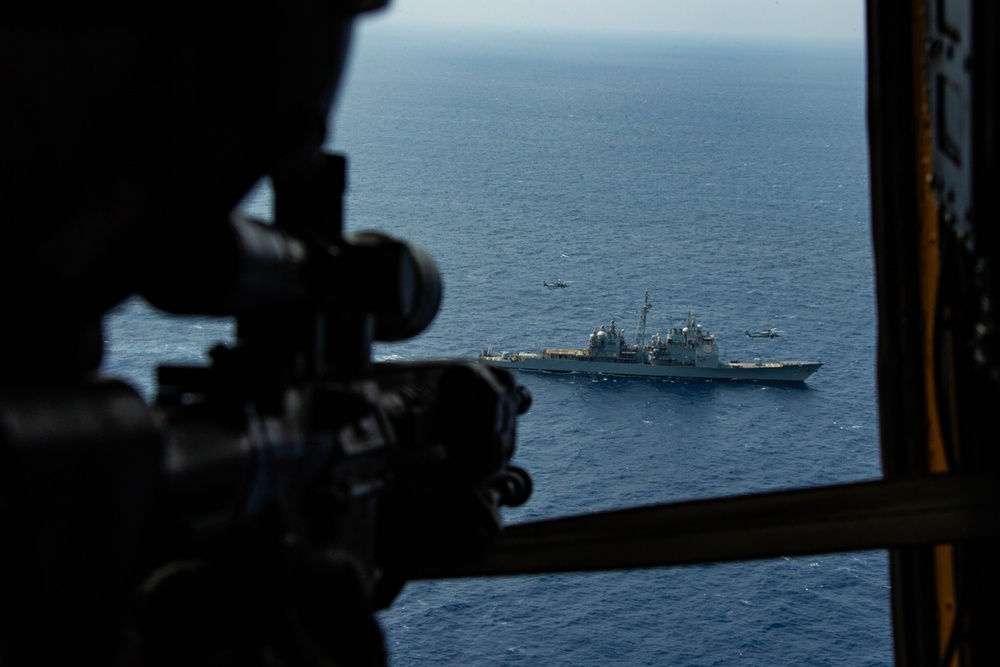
[910,1,956,663]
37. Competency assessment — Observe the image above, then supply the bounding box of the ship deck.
[479,354,823,383]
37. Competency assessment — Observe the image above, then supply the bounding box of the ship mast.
[634,291,651,348]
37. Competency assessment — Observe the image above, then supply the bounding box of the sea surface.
[103,24,887,667]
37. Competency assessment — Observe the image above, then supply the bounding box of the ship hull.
[480,354,822,382]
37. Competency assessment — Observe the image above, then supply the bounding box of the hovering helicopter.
[745,328,782,338]
[543,279,571,288]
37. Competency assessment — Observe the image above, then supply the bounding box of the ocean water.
[103,25,888,667]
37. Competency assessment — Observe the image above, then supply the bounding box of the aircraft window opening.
[35,3,993,666]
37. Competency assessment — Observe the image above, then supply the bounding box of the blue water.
[103,25,888,666]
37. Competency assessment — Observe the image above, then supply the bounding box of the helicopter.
[745,328,782,338]
[1,3,997,666]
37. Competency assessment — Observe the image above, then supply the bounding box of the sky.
[359,0,865,43]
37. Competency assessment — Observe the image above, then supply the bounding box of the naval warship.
[479,292,823,382]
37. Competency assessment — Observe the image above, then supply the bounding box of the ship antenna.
[634,291,651,348]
